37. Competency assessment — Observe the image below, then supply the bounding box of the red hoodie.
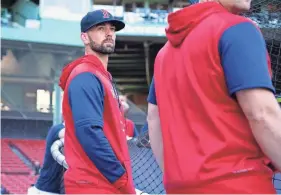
[59,55,135,194]
[154,2,275,194]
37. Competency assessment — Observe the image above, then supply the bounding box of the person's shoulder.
[155,43,169,60]
[219,19,264,45]
[47,123,64,140]
[49,123,64,133]
[233,17,260,30]
[216,11,252,23]
[215,12,259,32]
[69,72,104,92]
[73,72,101,83]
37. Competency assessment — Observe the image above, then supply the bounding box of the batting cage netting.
[247,0,281,95]
[52,0,281,194]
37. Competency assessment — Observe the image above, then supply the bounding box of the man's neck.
[85,49,108,70]
[199,0,242,14]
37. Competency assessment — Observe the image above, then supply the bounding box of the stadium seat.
[1,173,38,194]
[11,139,46,165]
[1,139,31,173]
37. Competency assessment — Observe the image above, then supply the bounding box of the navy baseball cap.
[80,9,125,32]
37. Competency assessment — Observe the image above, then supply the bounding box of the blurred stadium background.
[1,0,281,194]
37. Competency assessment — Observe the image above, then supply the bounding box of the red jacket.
[59,55,135,194]
[154,2,275,193]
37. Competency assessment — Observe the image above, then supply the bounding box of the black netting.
[274,173,281,194]
[244,0,281,94]
[58,132,281,194]
[128,137,165,194]
[58,134,165,194]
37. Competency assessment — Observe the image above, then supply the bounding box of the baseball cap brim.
[107,19,125,31]
[84,19,125,32]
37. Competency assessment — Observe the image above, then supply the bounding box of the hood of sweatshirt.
[59,55,107,90]
[166,2,228,47]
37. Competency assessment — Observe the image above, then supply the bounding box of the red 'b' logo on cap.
[101,9,110,18]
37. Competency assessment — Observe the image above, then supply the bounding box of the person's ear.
[81,33,89,44]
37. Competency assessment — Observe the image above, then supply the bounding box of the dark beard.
[89,37,115,55]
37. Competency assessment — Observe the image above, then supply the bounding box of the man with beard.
[59,9,135,194]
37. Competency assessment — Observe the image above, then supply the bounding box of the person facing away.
[59,9,135,194]
[147,0,281,193]
[29,123,65,195]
